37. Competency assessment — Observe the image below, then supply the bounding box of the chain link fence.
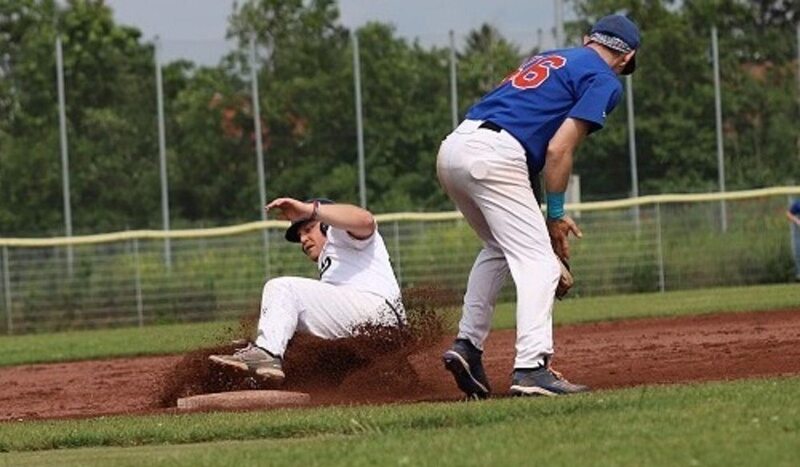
[1,188,797,334]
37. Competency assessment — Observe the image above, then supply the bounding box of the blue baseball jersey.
[791,199,800,216]
[466,47,623,173]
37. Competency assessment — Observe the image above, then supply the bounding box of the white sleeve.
[326,224,376,250]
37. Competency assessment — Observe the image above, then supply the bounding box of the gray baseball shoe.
[510,365,589,396]
[209,343,285,384]
[442,339,491,400]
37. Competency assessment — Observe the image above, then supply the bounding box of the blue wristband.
[546,192,565,219]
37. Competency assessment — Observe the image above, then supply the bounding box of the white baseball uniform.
[255,225,405,357]
[437,119,561,369]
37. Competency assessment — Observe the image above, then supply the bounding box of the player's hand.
[546,216,582,260]
[265,197,314,222]
[555,256,574,300]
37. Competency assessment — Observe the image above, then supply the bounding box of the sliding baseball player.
[209,197,405,384]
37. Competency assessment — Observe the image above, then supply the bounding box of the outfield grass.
[0,321,236,367]
[0,283,798,367]
[1,377,798,465]
[493,282,800,329]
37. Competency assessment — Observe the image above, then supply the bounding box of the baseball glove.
[555,256,573,300]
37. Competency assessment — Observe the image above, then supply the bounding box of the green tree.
[3,0,797,237]
[571,0,800,196]
[57,0,162,232]
[225,1,455,211]
[0,0,163,234]
[167,63,261,225]
[226,0,358,208]
[458,24,523,115]
[0,1,67,235]
[351,23,454,211]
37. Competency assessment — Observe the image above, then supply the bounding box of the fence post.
[133,238,144,327]
[263,228,271,280]
[352,31,367,208]
[249,36,268,217]
[393,221,403,288]
[554,0,565,47]
[449,30,458,130]
[655,203,666,293]
[625,75,641,237]
[711,26,728,232]
[248,36,271,277]
[55,36,74,277]
[154,37,172,270]
[2,246,12,334]
[536,28,543,51]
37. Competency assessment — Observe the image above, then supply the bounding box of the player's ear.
[319,223,329,236]
[618,49,636,74]
[624,50,635,64]
[582,35,591,45]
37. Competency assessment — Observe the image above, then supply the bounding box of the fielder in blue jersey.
[437,15,640,398]
[787,199,800,280]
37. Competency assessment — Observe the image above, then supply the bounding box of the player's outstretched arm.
[266,197,314,221]
[313,203,376,239]
[266,197,375,239]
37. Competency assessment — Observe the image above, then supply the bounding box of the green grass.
[1,283,798,464]
[491,282,800,330]
[0,321,237,367]
[1,283,798,367]
[1,377,799,465]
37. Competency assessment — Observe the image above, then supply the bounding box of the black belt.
[478,120,503,132]
[477,121,533,173]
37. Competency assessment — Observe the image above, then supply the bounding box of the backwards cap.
[589,14,640,75]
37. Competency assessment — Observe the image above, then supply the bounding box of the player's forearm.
[316,203,375,238]
[543,147,573,193]
[543,117,587,196]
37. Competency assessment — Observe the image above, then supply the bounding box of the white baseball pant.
[254,277,403,357]
[436,119,561,369]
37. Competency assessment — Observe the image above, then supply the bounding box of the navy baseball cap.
[590,14,640,75]
[284,198,335,243]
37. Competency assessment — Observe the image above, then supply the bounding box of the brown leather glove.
[555,256,573,300]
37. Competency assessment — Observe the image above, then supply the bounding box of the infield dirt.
[2,309,800,421]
